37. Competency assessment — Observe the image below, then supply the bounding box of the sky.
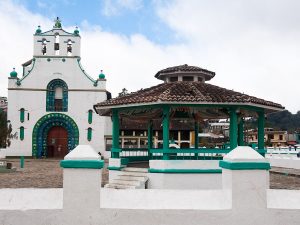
[0,0,300,113]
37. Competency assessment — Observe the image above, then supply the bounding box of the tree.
[0,110,7,148]
[118,88,128,97]
[0,110,13,148]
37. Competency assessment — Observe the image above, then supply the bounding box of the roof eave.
[94,101,284,116]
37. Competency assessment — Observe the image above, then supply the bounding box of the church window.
[87,127,92,141]
[20,126,24,140]
[46,79,68,112]
[88,110,93,124]
[42,39,47,55]
[67,40,72,56]
[27,112,30,121]
[54,33,60,55]
[20,108,25,123]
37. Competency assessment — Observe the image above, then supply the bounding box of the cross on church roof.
[54,17,62,28]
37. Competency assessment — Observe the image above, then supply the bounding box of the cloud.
[102,0,143,16]
[155,0,300,113]
[0,0,299,114]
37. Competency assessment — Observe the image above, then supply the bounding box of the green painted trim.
[111,148,122,153]
[20,126,24,140]
[194,122,199,149]
[60,160,104,169]
[162,105,170,160]
[120,158,129,165]
[107,166,124,171]
[96,102,279,114]
[87,127,92,141]
[148,168,222,173]
[238,118,244,146]
[88,110,93,124]
[20,156,24,168]
[20,108,25,123]
[258,111,265,151]
[76,58,97,85]
[112,109,120,158]
[230,109,238,149]
[150,148,231,154]
[219,160,270,170]
[18,58,36,85]
[124,156,150,162]
[32,113,79,158]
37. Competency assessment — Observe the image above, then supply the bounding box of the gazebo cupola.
[155,64,215,83]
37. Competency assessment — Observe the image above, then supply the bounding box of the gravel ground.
[0,159,300,189]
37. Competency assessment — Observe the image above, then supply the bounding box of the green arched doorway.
[32,113,79,158]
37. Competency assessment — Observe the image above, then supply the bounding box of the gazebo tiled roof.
[155,64,215,81]
[94,81,284,111]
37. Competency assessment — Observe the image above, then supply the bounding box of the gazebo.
[94,64,283,185]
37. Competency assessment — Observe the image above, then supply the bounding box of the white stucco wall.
[148,160,222,189]
[0,188,300,210]
[147,173,222,189]
[267,155,300,169]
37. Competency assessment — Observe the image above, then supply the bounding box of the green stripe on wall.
[60,160,104,169]
[148,168,222,173]
[219,160,270,170]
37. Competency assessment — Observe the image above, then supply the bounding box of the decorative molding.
[32,113,79,158]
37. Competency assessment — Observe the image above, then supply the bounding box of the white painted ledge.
[0,188,63,210]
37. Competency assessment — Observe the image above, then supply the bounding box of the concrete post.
[60,145,104,211]
[220,146,270,210]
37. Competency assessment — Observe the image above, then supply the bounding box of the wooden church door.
[47,126,68,158]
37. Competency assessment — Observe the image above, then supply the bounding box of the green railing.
[150,148,230,160]
[111,147,267,160]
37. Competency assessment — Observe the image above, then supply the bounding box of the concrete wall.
[148,173,222,189]
[1,146,300,225]
[267,155,300,169]
[148,160,222,189]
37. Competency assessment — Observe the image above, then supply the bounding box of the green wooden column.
[162,105,170,160]
[147,120,153,159]
[238,118,244,146]
[112,109,120,158]
[258,110,265,156]
[230,109,238,149]
[194,122,199,149]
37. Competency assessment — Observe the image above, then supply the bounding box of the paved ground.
[0,159,300,189]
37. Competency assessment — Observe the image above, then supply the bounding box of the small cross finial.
[54,17,62,28]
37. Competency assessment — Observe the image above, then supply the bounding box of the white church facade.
[6,18,111,158]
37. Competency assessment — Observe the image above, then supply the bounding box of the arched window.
[46,79,68,112]
[20,108,25,123]
[88,109,93,124]
[20,126,24,140]
[87,127,92,141]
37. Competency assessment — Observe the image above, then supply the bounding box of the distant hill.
[266,110,300,132]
